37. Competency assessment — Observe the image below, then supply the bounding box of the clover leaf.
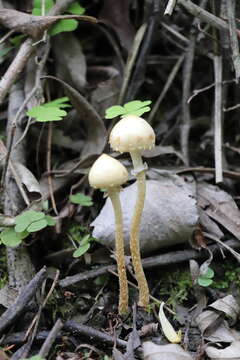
[69,193,93,206]
[0,228,28,247]
[105,100,152,119]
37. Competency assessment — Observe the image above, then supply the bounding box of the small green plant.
[69,193,93,206]
[0,210,56,247]
[105,100,152,119]
[159,269,192,308]
[68,224,96,258]
[212,262,240,290]
[27,97,71,122]
[32,0,85,36]
[197,267,214,287]
[73,234,92,258]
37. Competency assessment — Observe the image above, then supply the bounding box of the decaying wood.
[0,267,46,335]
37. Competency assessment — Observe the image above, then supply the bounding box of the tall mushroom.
[88,154,129,314]
[109,115,155,307]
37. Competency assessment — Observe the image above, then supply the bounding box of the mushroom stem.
[129,151,149,308]
[108,187,129,314]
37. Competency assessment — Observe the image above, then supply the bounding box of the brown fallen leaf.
[197,183,240,240]
[143,342,194,360]
[0,9,97,38]
[195,295,240,342]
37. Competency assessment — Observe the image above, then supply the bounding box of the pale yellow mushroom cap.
[88,154,128,189]
[109,115,155,153]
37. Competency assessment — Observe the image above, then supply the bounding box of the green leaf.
[198,277,213,287]
[27,219,48,233]
[15,210,45,232]
[80,234,91,246]
[105,100,152,119]
[69,193,93,206]
[49,19,78,36]
[105,105,126,119]
[0,46,13,58]
[73,242,90,258]
[123,100,146,111]
[0,228,28,247]
[44,97,71,108]
[67,2,85,15]
[129,106,151,117]
[32,0,54,15]
[205,267,214,279]
[27,106,67,122]
[45,215,56,226]
[10,34,26,46]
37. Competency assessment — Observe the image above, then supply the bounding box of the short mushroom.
[109,115,155,307]
[88,154,129,314]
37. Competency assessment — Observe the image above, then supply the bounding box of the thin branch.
[148,55,184,123]
[164,0,177,16]
[39,319,63,358]
[178,0,230,33]
[0,38,34,105]
[0,267,46,335]
[181,34,195,165]
[227,0,240,81]
[213,55,223,183]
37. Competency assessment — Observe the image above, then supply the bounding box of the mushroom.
[109,115,155,307]
[88,154,129,314]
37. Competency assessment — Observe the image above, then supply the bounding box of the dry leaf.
[198,183,240,240]
[206,341,240,360]
[143,342,194,360]
[53,33,87,91]
[99,0,135,52]
[195,296,240,342]
[159,302,181,343]
[15,162,42,201]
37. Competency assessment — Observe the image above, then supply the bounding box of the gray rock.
[91,176,199,255]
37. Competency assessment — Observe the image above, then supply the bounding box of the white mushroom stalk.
[88,154,129,314]
[110,115,155,308]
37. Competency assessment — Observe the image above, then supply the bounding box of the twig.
[181,34,195,165]
[0,29,15,44]
[164,0,177,16]
[64,321,127,348]
[188,78,236,104]
[39,319,63,358]
[59,240,240,289]
[0,140,30,206]
[47,123,58,215]
[213,55,223,183]
[177,166,240,180]
[0,38,34,105]
[48,0,77,16]
[227,0,240,81]
[177,0,230,33]
[59,264,117,287]
[224,103,240,112]
[0,267,46,335]
[203,232,240,262]
[148,55,184,123]
[161,22,189,44]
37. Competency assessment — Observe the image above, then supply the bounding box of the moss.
[212,262,240,291]
[158,268,192,309]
